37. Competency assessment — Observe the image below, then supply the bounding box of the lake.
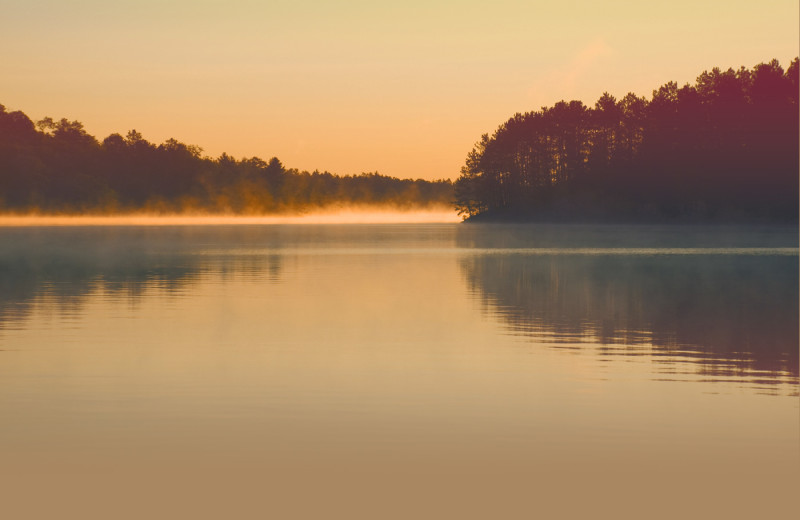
[0,222,797,519]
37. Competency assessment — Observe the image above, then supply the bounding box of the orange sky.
[2,0,798,180]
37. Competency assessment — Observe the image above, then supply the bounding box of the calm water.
[0,223,797,519]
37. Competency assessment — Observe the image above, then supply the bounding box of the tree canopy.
[455,58,799,222]
[0,106,452,214]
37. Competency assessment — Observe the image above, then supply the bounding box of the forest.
[0,109,452,214]
[455,58,799,222]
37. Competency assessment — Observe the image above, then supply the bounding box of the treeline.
[455,58,799,222]
[0,108,452,214]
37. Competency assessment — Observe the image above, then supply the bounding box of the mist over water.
[0,207,461,226]
[0,222,797,519]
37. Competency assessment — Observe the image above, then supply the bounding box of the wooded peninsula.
[456,58,798,222]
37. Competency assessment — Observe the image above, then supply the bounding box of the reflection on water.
[460,253,797,389]
[0,226,294,328]
[1,224,797,390]
[0,224,455,328]
[456,224,798,393]
[0,222,798,519]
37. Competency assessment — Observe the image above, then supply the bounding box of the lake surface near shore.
[0,222,797,519]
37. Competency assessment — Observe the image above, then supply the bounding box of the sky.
[1,0,798,180]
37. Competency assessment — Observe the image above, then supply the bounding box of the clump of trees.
[455,58,799,222]
[0,109,452,214]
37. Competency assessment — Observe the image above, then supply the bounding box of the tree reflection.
[0,226,284,328]
[458,225,798,384]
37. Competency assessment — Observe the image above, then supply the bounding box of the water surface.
[0,223,797,519]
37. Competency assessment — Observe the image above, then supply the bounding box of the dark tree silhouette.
[455,58,799,222]
[0,105,452,214]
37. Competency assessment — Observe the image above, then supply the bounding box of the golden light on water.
[0,209,460,226]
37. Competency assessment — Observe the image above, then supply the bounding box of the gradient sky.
[2,0,797,180]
